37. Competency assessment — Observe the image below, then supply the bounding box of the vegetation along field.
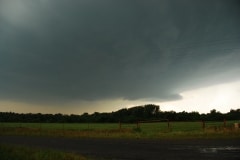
[1,105,240,138]
[0,121,239,139]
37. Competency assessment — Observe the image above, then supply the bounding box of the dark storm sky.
[0,0,240,106]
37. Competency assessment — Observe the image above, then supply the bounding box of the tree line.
[0,104,239,123]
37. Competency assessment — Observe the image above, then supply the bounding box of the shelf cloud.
[0,0,240,108]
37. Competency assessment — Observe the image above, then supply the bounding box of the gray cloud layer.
[0,0,240,104]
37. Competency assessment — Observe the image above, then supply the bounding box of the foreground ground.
[0,144,87,160]
[0,135,240,160]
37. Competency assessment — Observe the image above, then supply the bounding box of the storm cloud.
[0,0,240,105]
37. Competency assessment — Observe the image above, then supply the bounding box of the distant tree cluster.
[0,104,239,123]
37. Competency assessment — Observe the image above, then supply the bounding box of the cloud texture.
[0,0,240,105]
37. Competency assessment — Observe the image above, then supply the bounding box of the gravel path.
[1,136,240,160]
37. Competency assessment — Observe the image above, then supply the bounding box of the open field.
[1,121,240,159]
[0,121,239,139]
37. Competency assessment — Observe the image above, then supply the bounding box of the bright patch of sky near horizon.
[159,80,240,113]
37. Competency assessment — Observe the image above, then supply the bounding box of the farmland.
[1,121,240,160]
[0,120,239,139]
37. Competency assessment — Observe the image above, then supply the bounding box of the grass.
[0,144,88,160]
[0,121,239,139]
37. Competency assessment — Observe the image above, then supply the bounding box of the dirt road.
[0,136,240,160]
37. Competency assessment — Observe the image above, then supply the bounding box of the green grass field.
[0,121,239,139]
